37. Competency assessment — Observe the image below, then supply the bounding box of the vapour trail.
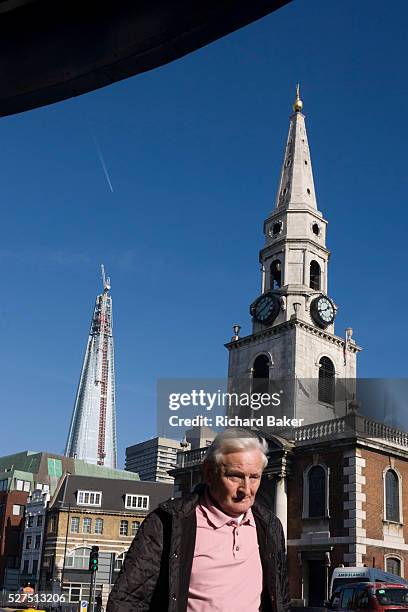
[92,135,114,193]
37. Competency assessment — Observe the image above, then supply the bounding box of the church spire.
[274,85,318,211]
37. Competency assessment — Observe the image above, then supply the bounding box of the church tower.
[226,87,361,425]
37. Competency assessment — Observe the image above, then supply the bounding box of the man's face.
[204,449,264,517]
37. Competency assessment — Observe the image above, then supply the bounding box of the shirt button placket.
[234,525,240,558]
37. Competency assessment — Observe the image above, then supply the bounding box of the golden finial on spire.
[293,83,303,113]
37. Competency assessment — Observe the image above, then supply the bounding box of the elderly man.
[107,429,290,612]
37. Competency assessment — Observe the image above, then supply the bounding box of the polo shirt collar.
[199,490,256,529]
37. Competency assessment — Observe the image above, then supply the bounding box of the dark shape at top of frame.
[0,0,292,117]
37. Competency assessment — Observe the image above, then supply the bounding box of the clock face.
[311,295,335,328]
[251,293,280,324]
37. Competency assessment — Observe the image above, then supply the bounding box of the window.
[16,479,30,491]
[25,536,32,549]
[43,555,54,569]
[65,547,91,570]
[132,521,140,536]
[36,482,49,492]
[27,516,34,527]
[270,260,282,289]
[125,495,149,511]
[318,357,335,405]
[95,518,103,535]
[23,560,29,574]
[48,515,57,533]
[77,490,102,506]
[340,588,355,610]
[386,557,401,575]
[310,260,321,290]
[83,518,92,534]
[37,515,43,527]
[32,559,38,575]
[0,478,8,491]
[66,583,82,603]
[70,517,80,534]
[115,552,125,571]
[385,470,400,522]
[281,184,289,197]
[35,535,41,549]
[354,588,369,609]
[308,466,326,517]
[272,221,283,236]
[12,504,22,516]
[120,520,129,536]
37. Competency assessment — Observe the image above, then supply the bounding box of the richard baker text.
[169,414,304,428]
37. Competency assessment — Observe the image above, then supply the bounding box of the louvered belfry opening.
[318,356,335,405]
[310,260,321,290]
[270,260,282,289]
[253,354,270,395]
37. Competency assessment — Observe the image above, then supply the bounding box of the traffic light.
[89,545,99,572]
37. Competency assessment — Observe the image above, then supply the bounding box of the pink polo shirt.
[187,493,263,612]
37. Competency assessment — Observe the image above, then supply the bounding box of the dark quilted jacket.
[107,485,291,612]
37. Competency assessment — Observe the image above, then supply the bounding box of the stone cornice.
[260,237,330,259]
[225,318,362,352]
[264,207,326,225]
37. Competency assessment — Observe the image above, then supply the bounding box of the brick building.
[0,450,141,590]
[0,450,75,590]
[40,473,173,606]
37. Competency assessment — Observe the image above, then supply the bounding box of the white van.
[330,567,408,596]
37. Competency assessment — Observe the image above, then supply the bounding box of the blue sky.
[1,0,407,467]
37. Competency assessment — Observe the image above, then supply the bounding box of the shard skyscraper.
[65,266,117,468]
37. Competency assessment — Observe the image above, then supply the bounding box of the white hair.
[203,428,268,471]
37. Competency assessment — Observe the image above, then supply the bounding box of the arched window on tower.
[270,260,282,289]
[253,354,270,395]
[318,357,335,405]
[385,470,400,522]
[308,466,326,517]
[310,260,321,290]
